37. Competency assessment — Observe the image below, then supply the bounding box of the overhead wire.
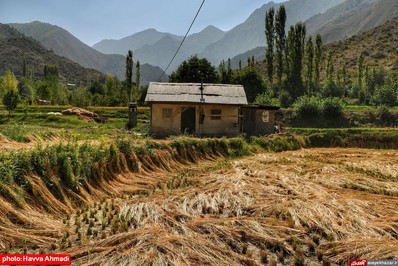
[158,0,206,81]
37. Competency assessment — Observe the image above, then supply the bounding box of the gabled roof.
[145,82,248,105]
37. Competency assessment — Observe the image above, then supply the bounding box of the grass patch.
[289,128,398,149]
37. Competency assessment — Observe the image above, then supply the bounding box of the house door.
[242,109,256,136]
[181,107,196,134]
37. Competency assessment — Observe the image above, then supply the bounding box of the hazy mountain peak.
[200,25,224,33]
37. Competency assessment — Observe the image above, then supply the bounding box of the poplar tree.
[314,34,322,93]
[265,7,275,86]
[275,5,287,92]
[133,60,140,102]
[286,22,306,100]
[305,36,314,95]
[135,60,141,91]
[357,52,364,92]
[326,51,334,84]
[125,50,133,103]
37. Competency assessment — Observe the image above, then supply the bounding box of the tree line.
[262,5,397,107]
[170,4,397,108]
[0,50,144,114]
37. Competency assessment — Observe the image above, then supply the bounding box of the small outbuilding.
[241,105,280,136]
[145,82,248,137]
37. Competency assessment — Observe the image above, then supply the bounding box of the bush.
[251,135,306,152]
[279,90,292,108]
[255,91,280,106]
[371,84,397,107]
[227,137,252,156]
[3,89,19,116]
[321,82,344,98]
[322,97,343,118]
[373,106,397,127]
[292,96,322,118]
[307,131,344,147]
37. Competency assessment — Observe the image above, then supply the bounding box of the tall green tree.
[357,52,365,102]
[0,70,19,99]
[170,55,218,83]
[219,59,233,84]
[265,7,275,86]
[1,70,19,116]
[43,65,59,81]
[135,60,141,91]
[132,60,141,102]
[341,62,347,93]
[233,67,266,103]
[3,90,19,116]
[286,22,306,100]
[322,52,343,98]
[275,5,287,92]
[304,36,314,95]
[105,74,126,106]
[18,78,35,103]
[326,52,334,84]
[314,34,322,93]
[125,50,133,103]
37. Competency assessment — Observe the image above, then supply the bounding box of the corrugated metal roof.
[145,82,248,105]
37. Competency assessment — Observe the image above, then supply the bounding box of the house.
[145,82,248,137]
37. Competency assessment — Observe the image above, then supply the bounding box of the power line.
[159,0,206,81]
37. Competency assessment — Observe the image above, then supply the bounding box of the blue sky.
[0,0,284,46]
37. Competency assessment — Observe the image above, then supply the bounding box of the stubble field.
[1,146,397,265]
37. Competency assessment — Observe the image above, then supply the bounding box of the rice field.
[1,146,398,265]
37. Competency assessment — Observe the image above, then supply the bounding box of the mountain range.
[93,0,397,71]
[10,22,167,84]
[0,23,103,84]
[4,0,398,82]
[93,0,346,70]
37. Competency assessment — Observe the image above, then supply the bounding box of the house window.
[211,109,222,120]
[162,108,172,119]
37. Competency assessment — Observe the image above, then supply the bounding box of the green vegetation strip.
[289,128,398,149]
[0,135,304,204]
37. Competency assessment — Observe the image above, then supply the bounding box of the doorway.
[181,107,196,134]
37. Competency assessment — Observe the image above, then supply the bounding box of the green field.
[0,105,150,143]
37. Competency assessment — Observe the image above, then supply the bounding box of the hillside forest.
[0,5,397,112]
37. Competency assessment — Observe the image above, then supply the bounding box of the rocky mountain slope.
[306,0,398,43]
[0,24,103,84]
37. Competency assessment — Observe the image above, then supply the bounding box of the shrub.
[250,135,306,152]
[255,91,280,106]
[2,89,19,116]
[59,153,77,189]
[227,137,252,156]
[279,90,292,108]
[321,82,344,98]
[322,97,343,118]
[373,106,397,127]
[307,131,344,147]
[292,96,322,118]
[371,84,397,107]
